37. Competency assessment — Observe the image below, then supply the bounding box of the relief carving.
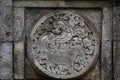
[29,11,99,79]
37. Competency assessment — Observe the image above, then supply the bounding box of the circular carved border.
[28,11,100,79]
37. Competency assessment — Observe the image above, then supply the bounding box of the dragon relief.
[30,12,99,79]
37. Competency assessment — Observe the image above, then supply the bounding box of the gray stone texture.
[83,62,101,80]
[14,1,111,8]
[14,42,24,79]
[0,0,13,79]
[0,42,13,79]
[25,8,101,79]
[14,7,25,41]
[0,6,13,41]
[113,7,120,41]
[0,0,119,80]
[26,9,101,40]
[113,7,120,80]
[29,11,100,79]
[101,7,113,80]
[25,58,41,79]
[113,42,120,80]
[0,0,12,7]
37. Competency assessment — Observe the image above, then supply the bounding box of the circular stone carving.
[29,11,99,79]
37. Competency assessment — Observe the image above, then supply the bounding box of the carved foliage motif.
[30,12,99,79]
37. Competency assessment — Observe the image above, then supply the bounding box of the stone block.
[0,7,13,41]
[0,42,13,79]
[14,7,25,41]
[101,7,113,80]
[113,7,120,80]
[13,0,111,8]
[113,41,120,80]
[14,42,24,79]
[113,7,120,41]
[0,0,12,7]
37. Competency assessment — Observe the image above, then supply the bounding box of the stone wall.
[0,0,120,80]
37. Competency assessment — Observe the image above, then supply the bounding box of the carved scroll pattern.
[30,12,97,78]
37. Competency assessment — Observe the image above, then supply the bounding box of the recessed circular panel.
[29,11,99,79]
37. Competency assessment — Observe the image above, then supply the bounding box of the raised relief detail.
[30,12,99,79]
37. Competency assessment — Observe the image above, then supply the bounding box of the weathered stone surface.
[25,58,41,79]
[78,9,102,34]
[0,0,12,6]
[0,7,13,41]
[83,62,100,80]
[113,7,120,80]
[26,9,50,39]
[28,11,99,79]
[113,7,120,41]
[14,0,111,8]
[26,9,101,79]
[0,0,116,80]
[14,42,24,79]
[0,42,13,79]
[14,7,25,41]
[26,9,101,39]
[113,42,120,80]
[101,7,113,80]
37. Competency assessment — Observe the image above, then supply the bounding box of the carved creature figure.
[30,12,98,79]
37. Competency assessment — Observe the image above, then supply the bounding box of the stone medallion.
[29,11,99,79]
